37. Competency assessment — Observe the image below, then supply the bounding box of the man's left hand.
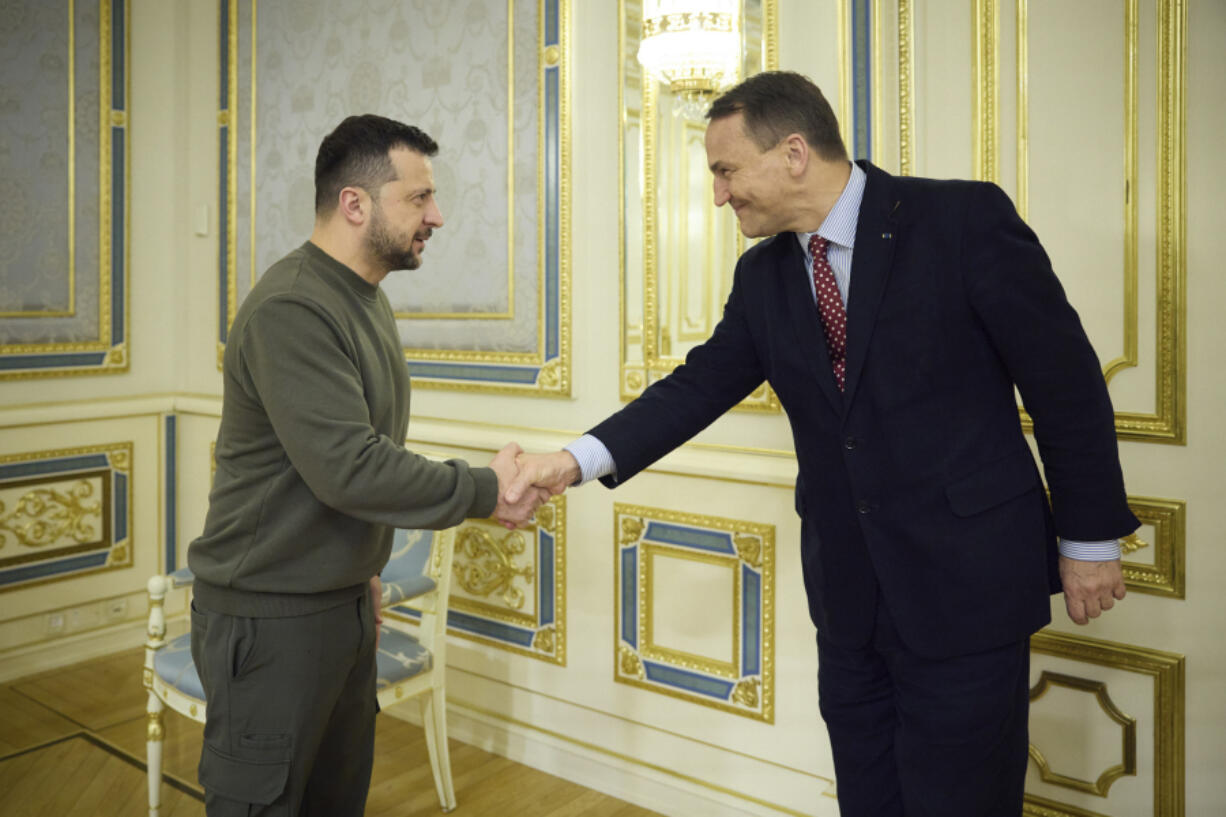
[1058,556,1126,625]
[370,575,384,649]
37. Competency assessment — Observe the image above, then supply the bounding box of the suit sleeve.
[961,183,1138,541]
[587,258,766,486]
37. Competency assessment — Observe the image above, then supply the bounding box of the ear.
[337,186,369,226]
[782,133,810,178]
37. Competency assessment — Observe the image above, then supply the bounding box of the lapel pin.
[881,232,892,239]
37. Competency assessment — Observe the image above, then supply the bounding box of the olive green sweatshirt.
[188,242,498,617]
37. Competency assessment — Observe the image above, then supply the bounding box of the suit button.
[856,500,872,514]
[844,436,857,450]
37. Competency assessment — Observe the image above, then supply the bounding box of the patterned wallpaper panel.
[219,0,569,393]
[0,0,128,378]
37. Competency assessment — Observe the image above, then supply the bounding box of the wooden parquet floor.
[0,648,662,817]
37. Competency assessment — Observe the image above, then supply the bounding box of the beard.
[366,203,427,271]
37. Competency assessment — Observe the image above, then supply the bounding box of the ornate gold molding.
[426,496,566,664]
[1005,0,1185,443]
[454,526,535,611]
[0,443,132,593]
[614,503,775,722]
[1023,793,1109,817]
[898,0,915,176]
[972,0,1000,183]
[1028,630,1185,817]
[0,0,128,379]
[219,0,571,396]
[1028,671,1137,796]
[1121,495,1185,598]
[618,0,781,413]
[0,480,102,549]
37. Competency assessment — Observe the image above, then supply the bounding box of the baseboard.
[386,699,837,817]
[0,618,181,684]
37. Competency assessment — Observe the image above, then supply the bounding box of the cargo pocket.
[199,738,291,806]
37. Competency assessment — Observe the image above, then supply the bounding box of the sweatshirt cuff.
[469,466,500,519]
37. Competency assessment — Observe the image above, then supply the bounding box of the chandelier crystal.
[637,0,742,119]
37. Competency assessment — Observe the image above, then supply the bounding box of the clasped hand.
[488,444,580,529]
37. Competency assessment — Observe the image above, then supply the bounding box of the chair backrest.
[381,528,455,664]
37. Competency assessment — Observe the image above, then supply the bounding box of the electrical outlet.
[68,604,102,632]
[47,613,65,634]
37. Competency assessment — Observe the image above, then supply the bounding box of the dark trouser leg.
[190,594,378,817]
[818,622,905,817]
[817,598,1030,817]
[301,594,378,817]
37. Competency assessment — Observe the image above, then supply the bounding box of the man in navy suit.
[508,71,1137,815]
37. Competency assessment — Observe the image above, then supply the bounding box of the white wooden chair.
[143,527,458,816]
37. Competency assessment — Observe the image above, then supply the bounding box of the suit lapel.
[843,161,902,408]
[780,236,844,412]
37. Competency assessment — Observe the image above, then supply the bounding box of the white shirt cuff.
[1058,538,1122,561]
[563,435,617,485]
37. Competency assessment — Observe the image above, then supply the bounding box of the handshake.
[487,443,582,528]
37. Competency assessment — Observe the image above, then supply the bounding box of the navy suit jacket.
[590,161,1138,658]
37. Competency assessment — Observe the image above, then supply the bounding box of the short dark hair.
[314,115,439,214]
[707,71,847,161]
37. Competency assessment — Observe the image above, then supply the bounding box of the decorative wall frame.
[1121,495,1185,599]
[0,0,129,379]
[1028,671,1137,797]
[614,503,774,722]
[1026,630,1185,817]
[974,0,1186,443]
[618,0,779,411]
[0,443,133,591]
[217,0,570,395]
[390,496,565,664]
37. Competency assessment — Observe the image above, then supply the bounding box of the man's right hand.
[488,443,551,529]
[506,450,581,503]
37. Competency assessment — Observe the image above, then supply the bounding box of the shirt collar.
[794,161,866,254]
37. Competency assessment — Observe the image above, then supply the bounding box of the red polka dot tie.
[808,235,846,391]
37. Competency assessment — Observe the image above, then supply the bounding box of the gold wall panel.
[1121,495,1185,599]
[978,0,1187,443]
[614,503,774,722]
[390,496,565,664]
[0,443,133,592]
[1027,630,1185,817]
[618,0,780,411]
[1028,671,1137,797]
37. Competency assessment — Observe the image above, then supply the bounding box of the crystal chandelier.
[637,0,742,119]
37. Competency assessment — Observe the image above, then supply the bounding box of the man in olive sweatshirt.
[187,115,546,816]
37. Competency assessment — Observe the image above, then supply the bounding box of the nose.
[712,178,731,208]
[425,199,444,229]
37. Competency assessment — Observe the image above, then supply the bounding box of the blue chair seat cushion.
[168,566,195,589]
[153,632,205,701]
[375,626,433,689]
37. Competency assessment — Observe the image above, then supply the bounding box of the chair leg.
[421,686,456,812]
[146,693,165,817]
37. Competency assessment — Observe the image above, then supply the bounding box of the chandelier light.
[637,0,742,119]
